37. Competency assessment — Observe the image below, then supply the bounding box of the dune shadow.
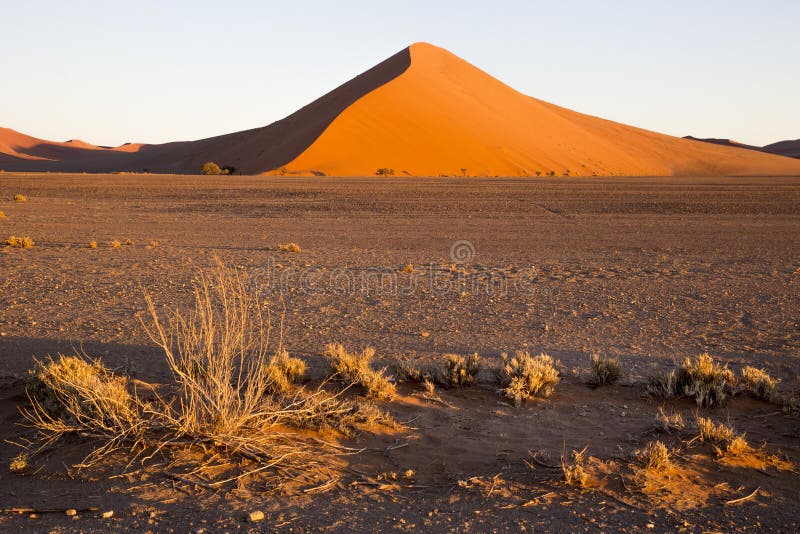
[1,47,412,175]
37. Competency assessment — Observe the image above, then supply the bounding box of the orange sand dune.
[282,43,800,177]
[2,43,799,176]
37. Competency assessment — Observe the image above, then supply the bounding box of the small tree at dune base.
[375,168,395,176]
[200,162,231,176]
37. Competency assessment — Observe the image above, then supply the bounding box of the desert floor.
[0,174,798,532]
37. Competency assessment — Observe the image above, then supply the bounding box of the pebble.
[102,510,114,519]
[65,509,77,517]
[248,510,265,522]
[646,523,655,529]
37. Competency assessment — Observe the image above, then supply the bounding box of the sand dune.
[2,43,799,176]
[763,139,800,159]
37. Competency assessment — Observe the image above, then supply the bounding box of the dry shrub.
[646,368,676,398]
[19,264,395,486]
[13,194,27,202]
[276,243,301,253]
[263,350,306,395]
[440,353,481,387]
[22,355,143,463]
[638,441,672,471]
[324,343,396,401]
[9,452,29,473]
[676,353,736,407]
[561,447,588,488]
[4,236,34,248]
[124,239,134,246]
[497,352,560,405]
[110,240,122,248]
[89,240,97,249]
[780,394,799,414]
[0,211,6,219]
[696,416,735,444]
[393,359,428,383]
[721,435,752,457]
[654,407,685,434]
[589,353,622,386]
[740,366,778,400]
[401,263,414,273]
[147,240,159,249]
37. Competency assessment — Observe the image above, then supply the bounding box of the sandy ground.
[0,174,798,532]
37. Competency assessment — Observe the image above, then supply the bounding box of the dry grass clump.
[4,236,34,248]
[0,211,6,219]
[22,355,143,463]
[13,194,27,202]
[440,353,481,387]
[124,239,134,246]
[110,240,122,248]
[721,435,752,457]
[740,366,778,400]
[654,407,685,434]
[147,240,159,249]
[263,350,307,395]
[324,343,396,401]
[637,441,672,471]
[401,263,414,273]
[646,368,676,398]
[561,447,588,488]
[696,416,736,444]
[89,240,97,249]
[675,353,736,407]
[496,352,560,405]
[588,353,622,386]
[393,359,428,383]
[276,243,301,253]
[9,452,29,473]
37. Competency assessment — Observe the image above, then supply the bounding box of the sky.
[2,0,798,147]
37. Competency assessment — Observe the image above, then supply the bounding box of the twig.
[725,487,760,506]
[527,450,560,469]
[748,411,781,419]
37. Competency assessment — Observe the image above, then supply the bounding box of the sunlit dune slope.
[281,43,800,177]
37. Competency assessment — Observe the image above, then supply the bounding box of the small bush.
[375,168,395,176]
[23,355,141,461]
[439,353,481,387]
[696,416,735,444]
[638,441,671,471]
[654,407,685,434]
[147,240,159,249]
[9,452,29,473]
[497,352,560,405]
[561,447,588,488]
[89,241,97,249]
[124,239,134,246]
[393,359,427,383]
[589,354,622,386]
[263,350,307,395]
[5,236,34,248]
[401,263,414,273]
[0,211,6,218]
[721,435,752,457]
[276,243,301,253]
[13,194,27,202]
[676,353,736,407]
[200,162,225,175]
[646,368,676,398]
[740,366,778,400]
[324,343,396,401]
[110,240,122,248]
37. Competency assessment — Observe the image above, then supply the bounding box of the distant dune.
[762,139,800,159]
[2,43,800,176]
[684,136,800,160]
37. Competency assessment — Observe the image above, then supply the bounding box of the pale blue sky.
[2,0,798,147]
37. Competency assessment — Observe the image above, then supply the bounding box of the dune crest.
[2,43,799,176]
